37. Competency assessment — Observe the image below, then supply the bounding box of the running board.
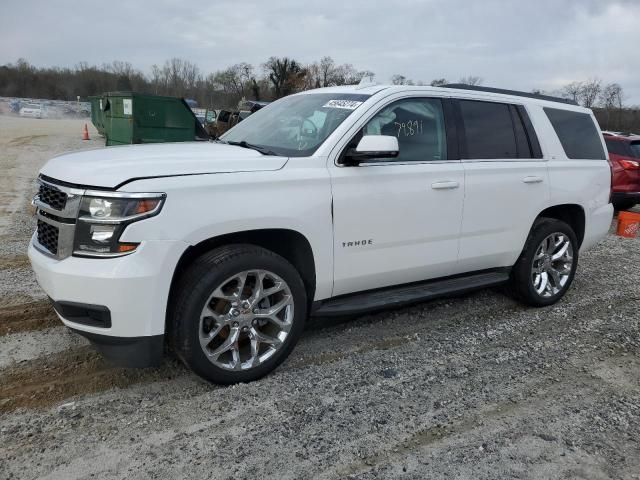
[313,270,510,317]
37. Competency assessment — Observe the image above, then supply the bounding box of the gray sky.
[2,0,639,104]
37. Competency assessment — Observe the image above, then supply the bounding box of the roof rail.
[442,84,578,106]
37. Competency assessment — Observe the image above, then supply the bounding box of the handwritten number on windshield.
[395,120,423,137]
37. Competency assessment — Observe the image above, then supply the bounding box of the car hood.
[40,142,288,188]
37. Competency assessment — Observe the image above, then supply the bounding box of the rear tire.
[170,245,307,384]
[508,218,578,307]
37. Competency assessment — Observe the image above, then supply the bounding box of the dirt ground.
[0,115,639,480]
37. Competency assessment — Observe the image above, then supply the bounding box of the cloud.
[1,0,639,103]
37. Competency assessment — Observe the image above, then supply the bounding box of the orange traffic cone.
[82,124,90,141]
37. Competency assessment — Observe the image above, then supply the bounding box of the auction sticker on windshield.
[323,99,363,110]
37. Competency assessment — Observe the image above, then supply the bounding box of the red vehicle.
[603,132,640,210]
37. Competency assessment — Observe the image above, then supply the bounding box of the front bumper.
[28,237,187,364]
[68,327,164,368]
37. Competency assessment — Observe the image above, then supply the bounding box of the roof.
[300,84,589,110]
[442,84,577,106]
[603,131,640,142]
[300,84,390,95]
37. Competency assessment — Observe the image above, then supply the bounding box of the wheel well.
[166,229,316,331]
[537,204,585,247]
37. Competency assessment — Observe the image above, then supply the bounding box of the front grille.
[34,177,82,259]
[37,220,59,255]
[38,183,67,210]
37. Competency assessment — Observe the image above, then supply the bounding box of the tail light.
[619,159,640,170]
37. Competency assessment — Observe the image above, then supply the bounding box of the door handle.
[431,181,459,190]
[522,176,544,184]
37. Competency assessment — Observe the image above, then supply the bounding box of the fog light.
[90,224,116,243]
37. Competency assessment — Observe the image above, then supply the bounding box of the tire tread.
[169,244,306,383]
[508,217,578,307]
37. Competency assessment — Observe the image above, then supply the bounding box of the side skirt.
[312,268,510,317]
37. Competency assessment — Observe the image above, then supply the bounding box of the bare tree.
[458,75,483,86]
[600,83,624,109]
[358,70,376,83]
[303,57,370,88]
[332,63,363,85]
[318,56,335,87]
[250,77,264,101]
[263,57,306,98]
[106,61,134,78]
[580,78,602,108]
[213,63,254,99]
[150,58,201,97]
[150,64,165,94]
[105,61,147,91]
[430,78,448,87]
[303,62,321,90]
[599,83,625,130]
[391,74,408,85]
[561,81,583,103]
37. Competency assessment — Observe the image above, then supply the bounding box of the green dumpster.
[101,92,209,146]
[88,95,106,136]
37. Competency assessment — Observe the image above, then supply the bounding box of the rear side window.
[544,108,606,160]
[631,142,640,158]
[459,100,517,159]
[605,138,631,157]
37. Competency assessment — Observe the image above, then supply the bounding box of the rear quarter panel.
[529,105,613,251]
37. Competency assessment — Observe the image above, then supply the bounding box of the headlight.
[73,192,166,257]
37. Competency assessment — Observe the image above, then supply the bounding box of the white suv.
[28,84,613,383]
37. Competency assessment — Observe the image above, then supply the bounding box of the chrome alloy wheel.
[531,232,574,298]
[199,270,294,370]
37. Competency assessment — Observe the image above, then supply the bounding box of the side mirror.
[343,135,399,164]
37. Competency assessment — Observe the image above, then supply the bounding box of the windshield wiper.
[222,140,278,156]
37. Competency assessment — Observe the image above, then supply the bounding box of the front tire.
[171,245,307,384]
[509,218,578,307]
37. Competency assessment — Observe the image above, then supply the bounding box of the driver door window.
[362,98,448,162]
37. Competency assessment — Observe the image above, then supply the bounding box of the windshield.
[221,93,370,157]
[631,141,640,158]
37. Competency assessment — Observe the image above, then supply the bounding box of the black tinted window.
[631,142,640,158]
[459,100,517,159]
[544,108,606,160]
[605,138,631,156]
[511,106,533,158]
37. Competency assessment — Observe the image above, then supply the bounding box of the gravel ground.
[0,115,639,479]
